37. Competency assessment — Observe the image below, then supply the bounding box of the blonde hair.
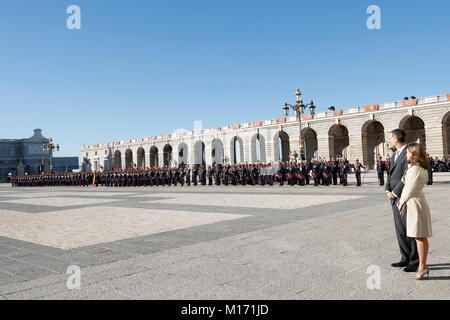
[407,143,430,169]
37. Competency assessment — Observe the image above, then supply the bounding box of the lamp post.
[43,138,59,173]
[283,88,316,161]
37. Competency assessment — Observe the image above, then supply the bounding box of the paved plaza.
[0,172,449,300]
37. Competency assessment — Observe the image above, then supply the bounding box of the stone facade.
[81,94,450,171]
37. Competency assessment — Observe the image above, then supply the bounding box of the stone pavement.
[0,172,448,300]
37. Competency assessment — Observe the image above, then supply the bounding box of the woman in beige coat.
[397,143,432,280]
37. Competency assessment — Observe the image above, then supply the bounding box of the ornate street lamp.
[282,88,315,160]
[43,138,60,173]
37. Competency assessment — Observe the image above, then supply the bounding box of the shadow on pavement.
[428,263,450,270]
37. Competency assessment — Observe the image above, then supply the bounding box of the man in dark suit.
[385,129,419,272]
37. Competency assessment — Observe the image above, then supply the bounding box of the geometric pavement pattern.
[0,172,449,300]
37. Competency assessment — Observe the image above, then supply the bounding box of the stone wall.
[81,95,450,170]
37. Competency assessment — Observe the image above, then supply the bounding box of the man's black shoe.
[391,261,408,268]
[402,265,419,272]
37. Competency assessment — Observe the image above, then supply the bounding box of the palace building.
[0,129,79,181]
[81,93,450,171]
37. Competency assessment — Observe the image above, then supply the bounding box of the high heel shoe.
[415,268,429,280]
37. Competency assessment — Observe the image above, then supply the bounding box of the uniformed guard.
[385,156,391,173]
[251,164,259,186]
[151,168,157,186]
[192,166,198,186]
[155,168,160,186]
[305,161,312,185]
[167,167,172,186]
[426,153,434,185]
[259,164,266,186]
[354,159,366,187]
[186,166,192,186]
[296,162,306,186]
[179,168,185,186]
[223,165,229,186]
[340,160,349,186]
[231,165,238,186]
[143,170,150,186]
[207,166,213,186]
[240,165,246,186]
[311,161,320,187]
[290,163,299,186]
[275,162,285,186]
[376,156,386,186]
[323,162,332,186]
[269,163,276,186]
[200,166,207,186]
[331,161,339,185]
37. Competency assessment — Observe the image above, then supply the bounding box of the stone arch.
[328,124,349,160]
[251,133,266,163]
[211,138,224,165]
[137,147,145,168]
[230,136,244,164]
[125,149,133,169]
[114,150,122,169]
[273,131,290,162]
[399,115,426,148]
[193,140,206,166]
[177,142,188,167]
[149,146,159,167]
[362,120,385,169]
[301,128,318,161]
[443,111,450,157]
[163,144,173,167]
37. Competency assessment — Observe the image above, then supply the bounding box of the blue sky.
[1,0,449,157]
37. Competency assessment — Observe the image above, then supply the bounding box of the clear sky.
[1,0,449,157]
